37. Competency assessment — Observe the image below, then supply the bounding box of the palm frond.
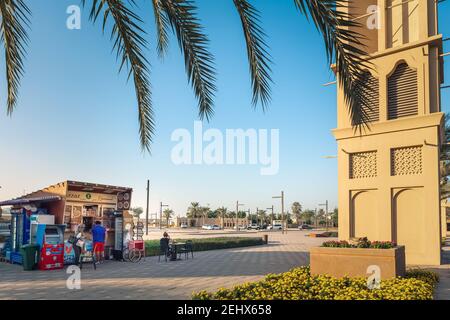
[0,0,30,115]
[82,0,154,152]
[233,0,272,109]
[152,0,171,59]
[294,0,373,129]
[160,0,216,120]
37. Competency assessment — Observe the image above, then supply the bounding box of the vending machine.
[9,208,31,264]
[34,224,66,270]
[30,214,55,244]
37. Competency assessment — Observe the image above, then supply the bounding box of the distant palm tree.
[200,206,210,226]
[291,202,302,223]
[216,207,228,228]
[1,1,369,151]
[131,207,144,219]
[257,209,267,226]
[163,208,174,227]
[186,202,199,218]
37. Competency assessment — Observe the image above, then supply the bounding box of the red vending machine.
[35,224,65,270]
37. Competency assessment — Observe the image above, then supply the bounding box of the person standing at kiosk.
[92,221,106,264]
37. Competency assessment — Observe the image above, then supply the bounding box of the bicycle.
[123,240,145,263]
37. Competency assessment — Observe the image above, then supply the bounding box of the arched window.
[354,72,380,125]
[388,63,418,120]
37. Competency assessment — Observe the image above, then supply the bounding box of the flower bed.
[192,266,438,300]
[322,237,395,249]
[145,237,264,256]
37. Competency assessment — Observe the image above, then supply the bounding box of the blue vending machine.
[9,208,32,264]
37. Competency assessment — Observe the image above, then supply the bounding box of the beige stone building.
[333,1,445,265]
[176,216,249,228]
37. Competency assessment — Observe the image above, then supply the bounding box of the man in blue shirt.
[92,221,106,263]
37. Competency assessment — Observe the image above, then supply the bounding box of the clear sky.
[0,1,449,217]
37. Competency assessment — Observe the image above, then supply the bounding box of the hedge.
[145,237,264,256]
[192,266,439,300]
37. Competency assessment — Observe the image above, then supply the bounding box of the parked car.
[202,224,211,230]
[211,225,221,230]
[233,225,246,230]
[268,224,283,230]
[247,224,261,230]
[180,223,188,229]
[299,224,313,230]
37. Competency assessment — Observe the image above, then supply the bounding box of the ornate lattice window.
[349,151,377,179]
[391,146,422,176]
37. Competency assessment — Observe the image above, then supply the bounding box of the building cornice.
[332,113,444,141]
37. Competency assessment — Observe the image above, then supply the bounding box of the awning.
[0,195,61,207]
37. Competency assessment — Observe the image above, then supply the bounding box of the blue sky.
[0,1,449,217]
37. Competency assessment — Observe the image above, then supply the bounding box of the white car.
[180,223,188,229]
[202,224,213,230]
[268,224,283,230]
[211,225,221,230]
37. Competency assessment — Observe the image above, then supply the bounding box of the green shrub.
[145,237,264,256]
[192,266,436,300]
[405,269,439,287]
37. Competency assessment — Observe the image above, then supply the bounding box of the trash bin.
[20,244,40,271]
[262,234,269,244]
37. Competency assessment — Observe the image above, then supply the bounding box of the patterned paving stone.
[0,230,448,299]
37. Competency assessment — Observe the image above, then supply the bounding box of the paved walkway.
[0,231,324,300]
[0,230,448,300]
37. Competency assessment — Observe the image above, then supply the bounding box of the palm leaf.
[159,0,216,120]
[233,0,272,109]
[82,0,154,152]
[152,0,171,59]
[0,0,30,115]
[294,0,373,129]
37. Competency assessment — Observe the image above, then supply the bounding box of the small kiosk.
[0,181,133,265]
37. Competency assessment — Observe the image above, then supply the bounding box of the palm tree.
[300,209,315,225]
[257,209,267,226]
[186,202,201,219]
[216,207,228,228]
[163,208,174,227]
[1,1,370,151]
[200,206,210,226]
[291,202,302,224]
[131,207,144,219]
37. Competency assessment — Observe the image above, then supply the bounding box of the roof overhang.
[0,195,62,207]
[66,180,132,194]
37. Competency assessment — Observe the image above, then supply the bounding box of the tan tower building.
[332,0,445,265]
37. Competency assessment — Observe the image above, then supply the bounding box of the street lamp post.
[267,205,274,227]
[235,201,244,231]
[318,200,329,231]
[273,191,285,234]
[160,202,169,229]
